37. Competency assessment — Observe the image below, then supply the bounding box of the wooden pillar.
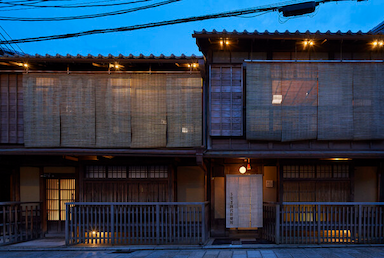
[10,167,20,202]
[78,164,84,202]
[379,162,384,202]
[39,167,47,233]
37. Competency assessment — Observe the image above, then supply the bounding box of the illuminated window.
[272,94,283,105]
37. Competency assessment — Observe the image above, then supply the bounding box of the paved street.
[2,247,384,258]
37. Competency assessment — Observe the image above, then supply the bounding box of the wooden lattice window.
[85,165,168,179]
[210,64,243,136]
[46,179,75,221]
[283,165,349,179]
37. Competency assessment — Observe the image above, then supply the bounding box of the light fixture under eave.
[239,166,247,174]
[320,158,352,161]
[372,40,384,48]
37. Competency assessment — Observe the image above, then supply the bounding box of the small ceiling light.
[372,40,383,48]
[23,63,28,68]
[303,40,314,48]
[239,166,247,174]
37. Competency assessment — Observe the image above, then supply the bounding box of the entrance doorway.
[46,178,75,233]
[226,175,263,229]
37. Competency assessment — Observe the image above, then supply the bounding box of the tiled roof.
[0,53,202,60]
[193,29,383,37]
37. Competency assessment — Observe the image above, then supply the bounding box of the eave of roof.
[193,29,384,39]
[0,53,203,62]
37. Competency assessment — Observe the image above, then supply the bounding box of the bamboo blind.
[280,63,317,141]
[24,73,201,148]
[353,63,384,140]
[166,75,202,147]
[24,75,61,147]
[246,63,282,140]
[60,75,96,147]
[95,76,131,147]
[246,62,384,141]
[318,63,354,140]
[130,74,167,148]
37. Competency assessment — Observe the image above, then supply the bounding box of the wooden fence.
[0,202,42,245]
[65,202,210,245]
[263,202,384,244]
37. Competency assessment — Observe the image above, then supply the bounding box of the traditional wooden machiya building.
[0,54,209,244]
[193,29,384,243]
[1,28,384,246]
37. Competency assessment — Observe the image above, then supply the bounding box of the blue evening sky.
[2,0,383,56]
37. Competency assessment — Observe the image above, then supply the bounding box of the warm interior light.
[187,64,191,67]
[23,63,28,68]
[309,41,314,46]
[247,163,251,170]
[272,95,283,105]
[239,166,246,174]
[115,64,120,69]
[220,40,224,46]
[192,63,197,68]
[225,40,229,45]
[373,41,378,46]
[92,231,96,235]
[380,41,384,46]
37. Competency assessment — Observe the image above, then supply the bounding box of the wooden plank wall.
[0,74,23,144]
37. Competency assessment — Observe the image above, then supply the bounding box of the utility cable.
[0,0,367,44]
[0,0,180,21]
[0,0,153,9]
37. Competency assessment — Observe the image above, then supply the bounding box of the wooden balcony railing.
[263,202,384,244]
[65,202,210,245]
[0,202,42,245]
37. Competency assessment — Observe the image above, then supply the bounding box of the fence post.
[65,204,70,245]
[156,204,160,244]
[202,203,206,243]
[317,204,321,244]
[111,204,115,245]
[358,204,362,243]
[275,204,280,244]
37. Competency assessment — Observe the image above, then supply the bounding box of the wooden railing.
[263,202,384,244]
[65,202,210,245]
[0,202,42,245]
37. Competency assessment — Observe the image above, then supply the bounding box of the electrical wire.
[0,25,24,53]
[0,0,154,9]
[0,0,180,21]
[0,0,367,44]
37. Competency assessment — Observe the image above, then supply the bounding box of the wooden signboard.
[226,174,263,228]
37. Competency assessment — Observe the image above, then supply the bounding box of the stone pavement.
[2,238,384,257]
[2,247,384,257]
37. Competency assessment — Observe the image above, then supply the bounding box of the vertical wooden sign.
[226,174,263,228]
